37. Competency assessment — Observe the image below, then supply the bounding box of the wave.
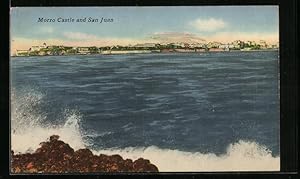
[92,141,279,172]
[11,88,279,171]
[11,88,87,153]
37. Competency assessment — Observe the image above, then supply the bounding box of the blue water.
[11,51,280,156]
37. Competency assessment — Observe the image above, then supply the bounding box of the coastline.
[11,49,279,58]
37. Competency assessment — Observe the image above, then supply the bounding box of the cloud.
[189,18,227,32]
[63,32,99,40]
[150,32,206,43]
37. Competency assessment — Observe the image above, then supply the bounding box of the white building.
[77,47,90,54]
[190,43,206,48]
[29,43,47,51]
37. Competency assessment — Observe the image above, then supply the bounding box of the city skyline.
[11,6,279,53]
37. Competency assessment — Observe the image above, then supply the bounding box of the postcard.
[10,6,280,173]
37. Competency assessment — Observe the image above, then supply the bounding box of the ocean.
[11,51,280,171]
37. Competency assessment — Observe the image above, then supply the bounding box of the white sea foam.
[11,88,280,171]
[92,141,279,172]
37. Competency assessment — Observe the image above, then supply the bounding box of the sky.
[10,6,279,52]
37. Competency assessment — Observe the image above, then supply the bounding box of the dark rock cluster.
[11,135,159,173]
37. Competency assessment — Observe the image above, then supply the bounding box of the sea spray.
[11,88,87,153]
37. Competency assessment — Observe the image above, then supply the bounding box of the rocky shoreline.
[11,135,159,173]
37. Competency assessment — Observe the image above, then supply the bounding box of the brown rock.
[133,158,159,172]
[50,135,60,141]
[14,167,21,173]
[28,168,38,173]
[74,149,93,158]
[26,162,34,169]
[11,135,159,173]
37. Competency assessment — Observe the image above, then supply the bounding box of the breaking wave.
[11,88,86,153]
[11,88,279,171]
[92,141,279,172]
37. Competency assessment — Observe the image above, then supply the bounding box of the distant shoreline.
[11,49,278,58]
